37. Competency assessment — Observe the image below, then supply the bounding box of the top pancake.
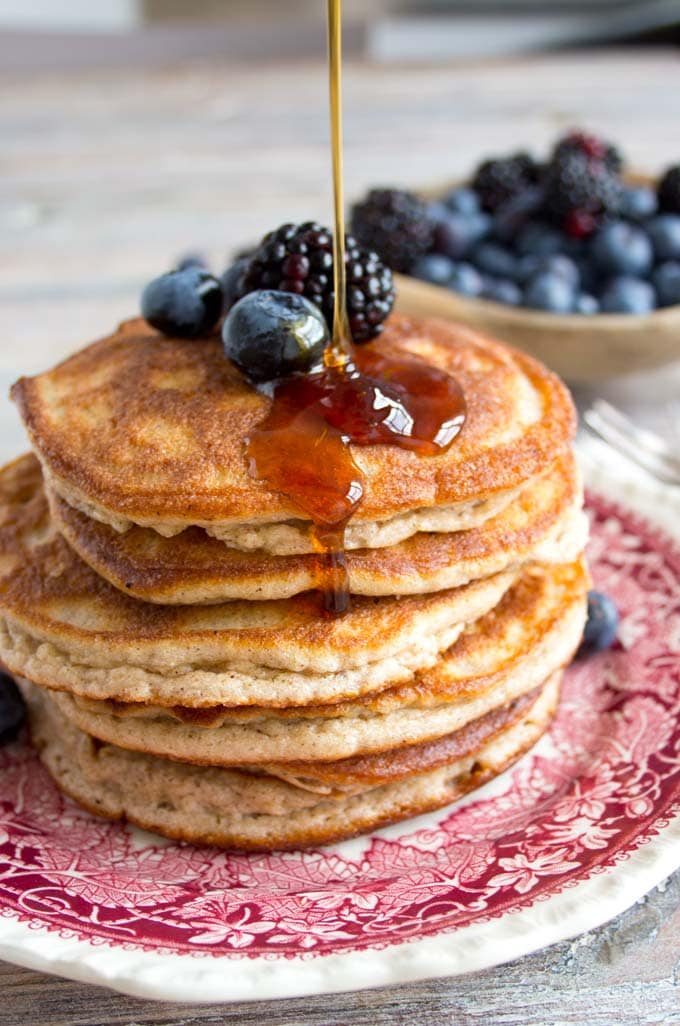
[11,314,576,537]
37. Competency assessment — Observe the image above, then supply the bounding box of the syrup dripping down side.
[246,349,466,614]
[246,373,364,615]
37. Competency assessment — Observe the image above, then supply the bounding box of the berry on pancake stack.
[2,229,590,850]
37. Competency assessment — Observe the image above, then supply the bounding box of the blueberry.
[518,254,579,287]
[516,253,542,283]
[591,221,653,277]
[515,221,563,257]
[652,261,680,307]
[482,277,522,305]
[432,212,491,260]
[578,590,619,656]
[221,257,250,312]
[141,268,223,338]
[619,185,657,221]
[599,276,656,314]
[575,292,600,315]
[0,672,25,746]
[536,254,580,288]
[471,242,517,280]
[431,215,468,259]
[471,212,493,239]
[575,255,601,294]
[443,187,480,215]
[448,262,484,297]
[222,290,329,383]
[524,272,575,313]
[647,215,680,261]
[175,252,209,271]
[426,201,453,228]
[561,235,586,259]
[411,253,455,286]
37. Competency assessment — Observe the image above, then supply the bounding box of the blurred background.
[1,0,680,457]
[0,1,678,67]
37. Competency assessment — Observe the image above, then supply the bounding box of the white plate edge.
[0,813,678,1003]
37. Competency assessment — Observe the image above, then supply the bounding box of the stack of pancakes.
[1,314,588,849]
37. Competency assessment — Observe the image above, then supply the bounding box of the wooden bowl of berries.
[349,132,680,384]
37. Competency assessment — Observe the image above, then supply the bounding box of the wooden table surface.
[1,46,679,1025]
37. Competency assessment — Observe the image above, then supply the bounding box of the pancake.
[46,559,587,764]
[45,451,586,602]
[48,474,524,560]
[260,684,546,794]
[11,314,576,539]
[22,672,560,850]
[20,681,544,798]
[0,455,521,707]
[178,486,522,555]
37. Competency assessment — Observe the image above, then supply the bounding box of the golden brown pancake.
[12,314,576,537]
[0,454,521,707]
[22,672,560,850]
[45,559,587,765]
[44,451,586,602]
[259,684,545,793]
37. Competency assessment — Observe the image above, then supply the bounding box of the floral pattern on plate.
[0,493,679,959]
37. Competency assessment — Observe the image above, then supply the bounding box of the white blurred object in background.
[0,0,678,51]
[0,0,142,31]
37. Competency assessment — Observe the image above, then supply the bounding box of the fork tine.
[583,406,680,486]
[591,399,680,466]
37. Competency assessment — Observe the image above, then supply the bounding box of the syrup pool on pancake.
[242,329,467,613]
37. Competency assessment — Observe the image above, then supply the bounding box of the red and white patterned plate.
[1,455,679,1002]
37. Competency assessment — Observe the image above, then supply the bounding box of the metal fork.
[582,399,680,487]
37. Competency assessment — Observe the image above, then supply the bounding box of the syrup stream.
[327,0,353,368]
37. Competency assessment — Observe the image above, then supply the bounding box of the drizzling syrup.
[247,0,466,615]
[326,0,353,368]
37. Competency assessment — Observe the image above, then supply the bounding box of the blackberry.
[552,131,623,173]
[658,165,680,213]
[349,189,433,273]
[542,152,623,236]
[238,222,395,343]
[472,152,540,213]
